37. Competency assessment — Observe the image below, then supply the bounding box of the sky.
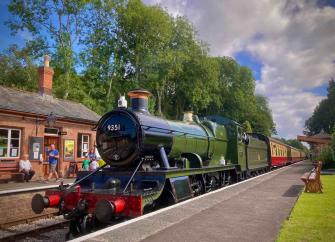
[1,0,335,139]
[143,0,335,139]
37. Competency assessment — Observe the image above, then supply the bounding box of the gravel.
[0,216,69,241]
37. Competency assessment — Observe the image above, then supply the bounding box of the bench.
[0,162,25,183]
[300,161,322,193]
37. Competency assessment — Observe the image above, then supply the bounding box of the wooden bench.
[0,162,25,183]
[301,161,323,193]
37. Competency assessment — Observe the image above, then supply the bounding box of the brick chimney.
[38,55,54,96]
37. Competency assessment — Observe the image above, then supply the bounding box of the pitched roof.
[0,86,100,123]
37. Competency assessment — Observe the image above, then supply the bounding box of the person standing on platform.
[19,153,35,182]
[87,148,97,163]
[82,155,90,171]
[47,144,60,182]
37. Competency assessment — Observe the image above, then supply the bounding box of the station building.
[0,56,100,181]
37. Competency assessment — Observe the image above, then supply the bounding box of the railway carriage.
[269,138,289,167]
[291,147,302,162]
[31,89,304,236]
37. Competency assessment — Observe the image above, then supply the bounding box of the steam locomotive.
[31,89,304,236]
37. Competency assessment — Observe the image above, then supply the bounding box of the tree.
[3,0,277,135]
[243,121,253,133]
[250,95,276,136]
[81,0,124,113]
[305,78,335,135]
[0,42,46,91]
[7,0,88,99]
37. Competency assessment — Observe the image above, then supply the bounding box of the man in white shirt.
[19,154,35,182]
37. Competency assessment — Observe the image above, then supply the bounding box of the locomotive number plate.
[107,124,121,131]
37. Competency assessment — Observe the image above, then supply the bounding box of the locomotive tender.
[31,89,304,235]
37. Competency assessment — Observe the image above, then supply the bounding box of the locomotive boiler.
[31,89,273,236]
[96,89,228,170]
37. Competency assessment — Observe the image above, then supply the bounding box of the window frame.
[0,127,21,159]
[77,133,90,158]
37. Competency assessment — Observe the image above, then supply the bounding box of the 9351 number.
[107,124,121,131]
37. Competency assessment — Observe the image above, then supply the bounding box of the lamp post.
[35,112,57,136]
[46,112,57,128]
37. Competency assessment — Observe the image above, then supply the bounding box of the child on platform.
[82,155,90,171]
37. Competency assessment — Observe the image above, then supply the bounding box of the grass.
[277,176,335,242]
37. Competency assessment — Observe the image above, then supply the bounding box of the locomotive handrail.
[142,125,209,138]
[142,124,229,142]
[122,158,145,193]
[62,163,108,197]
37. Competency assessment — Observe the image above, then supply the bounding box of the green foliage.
[243,121,253,133]
[0,44,41,91]
[305,78,335,135]
[317,146,335,169]
[7,0,87,99]
[316,131,335,169]
[2,0,276,135]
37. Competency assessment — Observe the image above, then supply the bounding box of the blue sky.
[235,51,262,81]
[1,0,335,138]
[0,1,24,50]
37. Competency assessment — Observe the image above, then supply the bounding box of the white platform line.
[0,183,73,195]
[71,161,303,242]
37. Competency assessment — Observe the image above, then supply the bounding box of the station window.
[77,133,90,158]
[0,128,21,159]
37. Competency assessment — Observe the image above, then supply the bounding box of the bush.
[317,146,335,169]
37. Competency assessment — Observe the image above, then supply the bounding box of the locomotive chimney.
[127,89,151,113]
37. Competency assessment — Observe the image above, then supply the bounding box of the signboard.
[64,139,75,161]
[29,137,43,161]
[58,131,68,136]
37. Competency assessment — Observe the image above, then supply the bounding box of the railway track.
[0,216,68,242]
[0,212,58,229]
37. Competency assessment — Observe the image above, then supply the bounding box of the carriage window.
[0,128,21,158]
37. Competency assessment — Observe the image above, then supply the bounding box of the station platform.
[0,178,75,195]
[73,160,312,242]
[0,178,75,227]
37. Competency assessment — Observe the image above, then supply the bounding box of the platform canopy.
[297,130,332,157]
[297,130,331,145]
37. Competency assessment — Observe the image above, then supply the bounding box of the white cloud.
[266,91,325,138]
[145,0,335,138]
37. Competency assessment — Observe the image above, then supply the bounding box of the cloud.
[266,91,325,138]
[145,0,335,138]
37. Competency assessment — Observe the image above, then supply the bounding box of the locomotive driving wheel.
[220,172,232,187]
[205,174,220,192]
[190,175,205,196]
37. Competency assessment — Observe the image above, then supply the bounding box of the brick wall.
[38,66,54,95]
[0,113,97,180]
[0,191,57,227]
